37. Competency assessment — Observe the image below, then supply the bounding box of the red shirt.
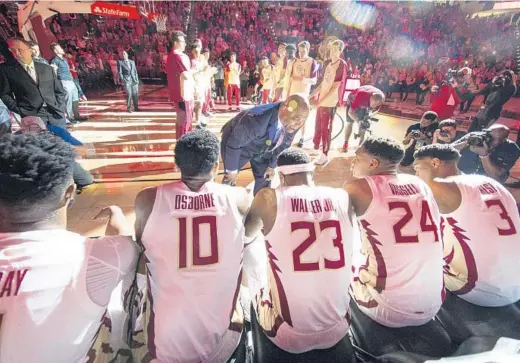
[167,50,190,102]
[349,85,384,111]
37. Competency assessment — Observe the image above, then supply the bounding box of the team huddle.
[0,126,519,362]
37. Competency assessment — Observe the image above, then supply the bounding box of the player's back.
[351,174,444,327]
[257,185,354,353]
[0,230,107,363]
[442,174,520,306]
[140,181,244,362]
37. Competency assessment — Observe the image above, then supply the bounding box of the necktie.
[273,127,286,149]
[25,64,36,83]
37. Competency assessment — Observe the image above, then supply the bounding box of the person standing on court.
[50,42,88,122]
[0,38,68,129]
[119,51,140,113]
[221,94,310,195]
[167,31,195,141]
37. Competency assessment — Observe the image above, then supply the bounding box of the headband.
[277,162,315,175]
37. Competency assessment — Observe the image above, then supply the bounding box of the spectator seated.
[436,292,520,345]
[250,306,356,363]
[349,300,454,359]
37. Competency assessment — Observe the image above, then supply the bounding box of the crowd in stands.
[1,1,517,103]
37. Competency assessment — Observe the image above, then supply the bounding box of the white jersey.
[350,174,444,328]
[0,230,134,363]
[287,57,317,97]
[228,62,241,85]
[255,185,355,353]
[274,56,287,89]
[137,181,244,363]
[441,175,520,307]
[261,65,275,90]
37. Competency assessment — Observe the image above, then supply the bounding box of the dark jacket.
[0,60,67,119]
[220,102,296,171]
[118,59,139,84]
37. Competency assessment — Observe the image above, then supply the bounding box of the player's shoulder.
[87,235,140,272]
[135,186,159,207]
[342,177,370,195]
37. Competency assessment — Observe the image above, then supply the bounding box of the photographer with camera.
[399,111,439,172]
[468,70,517,132]
[453,124,520,182]
[432,119,466,145]
[341,85,385,152]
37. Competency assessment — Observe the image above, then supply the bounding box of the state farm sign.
[90,2,140,20]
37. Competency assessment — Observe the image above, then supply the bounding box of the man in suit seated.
[220,94,309,195]
[118,51,140,113]
[0,38,68,128]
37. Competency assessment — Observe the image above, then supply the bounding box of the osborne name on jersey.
[0,268,29,298]
[478,183,499,195]
[290,197,335,213]
[389,183,420,196]
[174,193,215,210]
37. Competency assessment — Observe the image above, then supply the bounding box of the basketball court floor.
[67,85,519,236]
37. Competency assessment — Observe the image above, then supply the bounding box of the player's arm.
[134,187,158,274]
[342,179,372,216]
[235,186,253,219]
[427,179,462,214]
[244,188,277,243]
[94,205,133,236]
[402,125,415,145]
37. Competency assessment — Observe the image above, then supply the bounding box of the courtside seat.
[349,301,454,358]
[250,306,357,363]
[436,292,520,344]
[376,337,501,363]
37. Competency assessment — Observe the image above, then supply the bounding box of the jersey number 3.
[389,200,439,243]
[178,216,218,268]
[291,220,345,272]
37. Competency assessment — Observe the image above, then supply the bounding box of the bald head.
[279,94,310,133]
[488,124,510,145]
[8,38,33,64]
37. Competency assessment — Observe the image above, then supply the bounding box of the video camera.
[467,130,492,147]
[359,115,379,132]
[492,71,512,89]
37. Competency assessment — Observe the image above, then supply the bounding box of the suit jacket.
[220,102,296,171]
[118,60,139,84]
[0,60,67,119]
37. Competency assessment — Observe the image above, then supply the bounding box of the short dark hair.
[230,52,237,57]
[49,42,60,52]
[362,136,404,164]
[439,119,457,129]
[286,44,296,52]
[414,144,460,162]
[423,111,438,121]
[171,31,186,44]
[174,129,219,177]
[0,133,75,215]
[278,42,287,47]
[202,48,210,54]
[277,148,310,166]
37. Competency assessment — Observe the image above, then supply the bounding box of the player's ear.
[370,157,380,170]
[212,161,219,175]
[279,172,286,186]
[431,157,441,169]
[60,183,76,209]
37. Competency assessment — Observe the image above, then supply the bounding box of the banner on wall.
[90,2,140,20]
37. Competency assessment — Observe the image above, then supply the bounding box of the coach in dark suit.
[118,51,140,113]
[0,38,67,128]
[221,94,309,195]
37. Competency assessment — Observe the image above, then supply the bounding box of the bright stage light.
[330,1,377,30]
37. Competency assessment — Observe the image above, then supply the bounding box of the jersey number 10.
[178,216,218,268]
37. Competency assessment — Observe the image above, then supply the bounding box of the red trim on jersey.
[228,266,244,333]
[265,240,293,327]
[445,217,478,296]
[145,272,157,359]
